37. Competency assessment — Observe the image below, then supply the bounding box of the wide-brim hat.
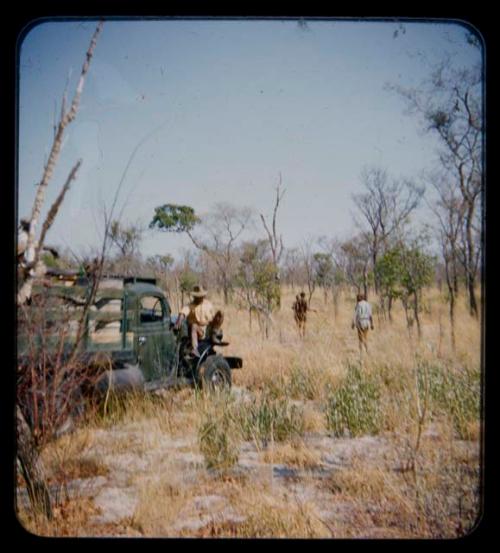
[191,285,207,298]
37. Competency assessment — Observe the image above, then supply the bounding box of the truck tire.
[198,355,232,391]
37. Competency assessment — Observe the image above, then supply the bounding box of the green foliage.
[41,252,59,269]
[146,254,174,273]
[376,241,435,301]
[149,204,200,234]
[313,252,335,288]
[423,363,480,439]
[238,393,305,447]
[179,271,198,294]
[198,395,241,470]
[237,240,280,313]
[324,364,384,437]
[287,365,323,401]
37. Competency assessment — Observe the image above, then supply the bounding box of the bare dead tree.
[16,22,104,521]
[299,241,317,305]
[260,173,285,308]
[18,22,104,306]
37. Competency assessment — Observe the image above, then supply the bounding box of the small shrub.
[198,393,240,471]
[424,364,480,440]
[324,364,383,437]
[287,365,323,401]
[238,392,305,447]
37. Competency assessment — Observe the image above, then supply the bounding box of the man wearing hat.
[175,285,215,357]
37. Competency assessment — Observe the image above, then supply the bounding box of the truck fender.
[95,364,145,396]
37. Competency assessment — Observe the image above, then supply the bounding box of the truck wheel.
[198,355,231,391]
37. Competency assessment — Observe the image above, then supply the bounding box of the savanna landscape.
[15,19,484,540]
[16,285,482,538]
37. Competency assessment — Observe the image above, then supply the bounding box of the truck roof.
[125,281,165,297]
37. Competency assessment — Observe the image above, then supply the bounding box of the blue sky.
[18,18,482,260]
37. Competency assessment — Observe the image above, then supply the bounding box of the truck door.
[136,294,176,380]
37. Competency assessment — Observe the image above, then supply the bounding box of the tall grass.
[197,391,241,471]
[420,363,480,440]
[238,392,306,447]
[323,363,384,437]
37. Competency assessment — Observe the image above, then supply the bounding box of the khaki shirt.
[181,299,215,327]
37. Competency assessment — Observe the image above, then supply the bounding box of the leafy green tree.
[376,241,435,337]
[149,204,200,234]
[235,240,280,338]
[150,203,252,304]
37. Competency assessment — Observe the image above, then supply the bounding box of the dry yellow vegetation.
[17,286,482,538]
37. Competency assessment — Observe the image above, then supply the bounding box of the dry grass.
[261,441,322,469]
[17,286,482,538]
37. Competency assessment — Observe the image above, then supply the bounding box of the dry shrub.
[205,480,331,539]
[18,496,102,537]
[131,471,188,536]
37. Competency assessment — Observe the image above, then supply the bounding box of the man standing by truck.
[175,285,215,357]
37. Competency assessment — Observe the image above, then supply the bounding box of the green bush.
[238,393,305,447]
[423,363,480,439]
[324,364,384,437]
[198,394,240,470]
[287,365,323,401]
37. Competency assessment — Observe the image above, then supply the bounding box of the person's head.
[356,293,365,302]
[300,292,306,298]
[191,284,207,303]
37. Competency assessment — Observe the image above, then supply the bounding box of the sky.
[17,18,483,261]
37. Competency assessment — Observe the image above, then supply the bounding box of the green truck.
[20,274,242,397]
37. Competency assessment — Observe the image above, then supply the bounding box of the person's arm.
[369,304,374,329]
[175,305,190,329]
[174,312,186,330]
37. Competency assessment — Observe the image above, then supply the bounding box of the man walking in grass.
[292,291,309,338]
[352,293,374,354]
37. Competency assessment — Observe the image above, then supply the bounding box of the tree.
[260,174,285,308]
[334,234,372,297]
[299,242,317,304]
[282,247,301,290]
[427,172,465,349]
[108,219,143,258]
[197,203,253,304]
[376,240,435,338]
[150,203,252,304]
[352,166,424,296]
[107,219,144,276]
[313,252,335,303]
[18,24,103,305]
[392,52,483,317]
[16,22,104,521]
[234,240,280,338]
